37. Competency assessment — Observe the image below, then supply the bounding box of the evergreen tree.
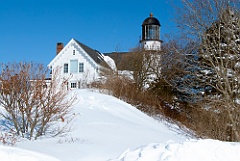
[171,0,240,141]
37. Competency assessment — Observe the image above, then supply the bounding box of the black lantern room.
[141,13,161,41]
[140,13,162,51]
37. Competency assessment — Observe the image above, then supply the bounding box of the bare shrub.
[0,131,17,145]
[99,73,162,116]
[0,62,76,140]
[185,102,238,141]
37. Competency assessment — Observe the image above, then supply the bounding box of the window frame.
[63,63,68,73]
[70,82,77,88]
[79,63,84,73]
[70,60,78,73]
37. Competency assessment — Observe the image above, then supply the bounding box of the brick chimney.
[56,42,64,55]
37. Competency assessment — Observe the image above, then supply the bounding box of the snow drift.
[16,89,186,161]
[1,89,240,161]
[0,145,60,161]
[110,139,240,161]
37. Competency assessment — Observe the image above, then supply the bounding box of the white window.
[50,66,52,74]
[64,63,68,73]
[71,82,77,88]
[70,60,78,73]
[79,63,84,72]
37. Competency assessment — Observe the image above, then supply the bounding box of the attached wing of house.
[48,38,110,89]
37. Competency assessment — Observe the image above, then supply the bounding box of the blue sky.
[0,0,178,66]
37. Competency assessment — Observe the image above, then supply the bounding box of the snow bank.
[2,89,240,161]
[0,145,60,161]
[110,139,240,161]
[17,89,186,161]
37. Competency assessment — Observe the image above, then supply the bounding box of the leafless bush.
[0,62,76,140]
[184,102,239,141]
[0,131,18,145]
[98,72,162,116]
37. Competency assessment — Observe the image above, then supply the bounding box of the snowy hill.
[16,89,186,161]
[0,145,60,161]
[110,139,240,161]
[1,89,240,161]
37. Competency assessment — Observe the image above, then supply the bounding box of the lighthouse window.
[145,25,159,40]
[149,27,154,39]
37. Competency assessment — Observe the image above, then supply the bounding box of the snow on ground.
[1,89,240,161]
[0,145,60,161]
[110,139,240,161]
[16,89,186,161]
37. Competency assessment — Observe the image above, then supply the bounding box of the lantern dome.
[142,13,161,26]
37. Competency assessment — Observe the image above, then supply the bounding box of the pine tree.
[171,0,240,141]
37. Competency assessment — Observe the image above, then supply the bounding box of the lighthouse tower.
[140,13,162,51]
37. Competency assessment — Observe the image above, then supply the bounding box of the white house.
[48,13,161,90]
[48,38,110,89]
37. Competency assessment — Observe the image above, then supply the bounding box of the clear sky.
[0,0,178,66]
